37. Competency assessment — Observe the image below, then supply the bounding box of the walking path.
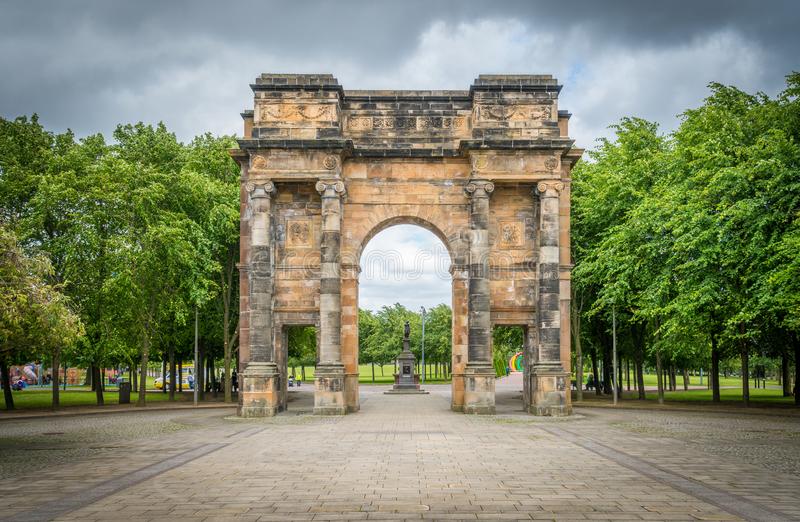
[1,377,798,521]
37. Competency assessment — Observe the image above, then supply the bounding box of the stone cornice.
[459,138,575,152]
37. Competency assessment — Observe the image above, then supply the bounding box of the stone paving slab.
[0,385,797,521]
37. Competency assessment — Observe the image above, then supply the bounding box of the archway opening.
[357,224,453,390]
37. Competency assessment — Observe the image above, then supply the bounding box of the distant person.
[232,370,238,393]
[505,366,510,377]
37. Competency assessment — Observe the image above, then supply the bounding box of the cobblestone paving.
[0,382,797,521]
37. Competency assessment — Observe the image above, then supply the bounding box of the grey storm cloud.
[2,0,798,308]
[1,0,798,147]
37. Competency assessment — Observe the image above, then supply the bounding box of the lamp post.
[612,305,618,406]
[193,306,198,407]
[420,306,426,384]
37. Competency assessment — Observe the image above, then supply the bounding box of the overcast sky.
[2,1,798,309]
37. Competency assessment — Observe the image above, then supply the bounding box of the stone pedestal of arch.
[232,73,583,417]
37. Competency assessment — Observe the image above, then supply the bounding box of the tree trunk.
[636,357,645,399]
[301,365,306,382]
[210,356,217,398]
[222,249,236,404]
[371,362,375,383]
[590,347,601,396]
[626,358,630,391]
[178,361,183,393]
[711,332,721,402]
[52,349,61,409]
[197,342,205,401]
[632,324,646,400]
[137,335,150,407]
[781,349,791,397]
[740,336,749,408]
[93,365,104,406]
[63,360,68,391]
[87,363,95,390]
[169,345,176,401]
[617,353,623,397]
[602,337,612,395]
[682,368,689,391]
[655,350,664,405]
[1,360,14,410]
[161,358,167,394]
[793,333,800,407]
[572,302,583,401]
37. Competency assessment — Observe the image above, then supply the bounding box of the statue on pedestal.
[385,318,428,394]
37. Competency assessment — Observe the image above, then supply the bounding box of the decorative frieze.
[475,104,552,123]
[346,115,467,132]
[257,102,338,123]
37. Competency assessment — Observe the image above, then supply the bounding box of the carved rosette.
[544,155,559,172]
[464,180,495,199]
[536,181,563,198]
[322,155,339,170]
[251,154,269,170]
[470,154,489,174]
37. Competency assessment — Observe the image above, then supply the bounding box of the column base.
[529,365,572,416]
[314,364,347,416]
[344,372,360,413]
[239,362,281,418]
[463,363,495,415]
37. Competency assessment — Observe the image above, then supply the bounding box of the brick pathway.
[1,379,798,521]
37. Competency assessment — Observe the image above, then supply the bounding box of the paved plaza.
[1,378,799,521]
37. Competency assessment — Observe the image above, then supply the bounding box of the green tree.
[0,225,82,409]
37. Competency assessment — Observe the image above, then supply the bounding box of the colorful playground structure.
[508,352,524,372]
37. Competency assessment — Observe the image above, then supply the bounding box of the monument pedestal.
[314,363,347,415]
[529,364,571,416]
[463,362,496,414]
[240,362,281,417]
[385,333,428,394]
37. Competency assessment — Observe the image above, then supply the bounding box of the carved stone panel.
[286,218,313,248]
[475,104,552,123]
[256,102,338,124]
[498,221,524,248]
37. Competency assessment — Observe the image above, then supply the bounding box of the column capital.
[464,179,495,199]
[536,181,564,197]
[316,179,346,198]
[245,180,276,199]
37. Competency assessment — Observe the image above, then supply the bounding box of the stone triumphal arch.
[231,74,582,417]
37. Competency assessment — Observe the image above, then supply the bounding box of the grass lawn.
[577,371,779,389]
[577,385,795,406]
[641,387,794,404]
[1,387,198,410]
[292,363,451,385]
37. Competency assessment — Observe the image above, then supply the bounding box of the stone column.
[463,180,496,414]
[240,180,281,417]
[530,181,571,415]
[314,180,347,415]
